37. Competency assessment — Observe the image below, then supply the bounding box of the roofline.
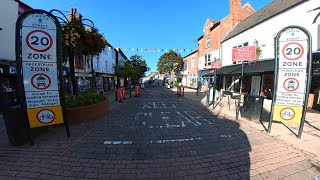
[197,35,203,41]
[14,0,32,9]
[210,21,221,31]
[116,48,128,60]
[221,0,308,43]
[183,50,198,59]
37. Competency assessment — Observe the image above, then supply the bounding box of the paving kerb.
[175,87,320,161]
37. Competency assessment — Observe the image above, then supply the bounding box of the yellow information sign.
[27,106,63,128]
[273,105,303,124]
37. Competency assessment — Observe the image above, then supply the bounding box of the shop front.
[0,63,18,109]
[310,52,320,111]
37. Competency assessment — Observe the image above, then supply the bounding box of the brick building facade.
[197,0,255,92]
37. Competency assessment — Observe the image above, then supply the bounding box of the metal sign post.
[236,61,244,120]
[16,9,70,144]
[232,46,256,120]
[268,26,312,139]
[211,61,222,109]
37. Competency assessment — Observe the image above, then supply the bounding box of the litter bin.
[2,105,29,146]
[241,94,264,121]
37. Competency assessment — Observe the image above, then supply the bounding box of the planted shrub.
[65,93,105,108]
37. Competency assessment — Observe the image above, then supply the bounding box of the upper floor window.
[191,57,195,68]
[205,54,211,66]
[183,61,188,71]
[206,36,210,48]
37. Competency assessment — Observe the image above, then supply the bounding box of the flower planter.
[65,99,109,124]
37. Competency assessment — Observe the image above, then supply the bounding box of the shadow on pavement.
[0,86,252,179]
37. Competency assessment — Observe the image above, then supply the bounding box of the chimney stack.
[229,0,243,26]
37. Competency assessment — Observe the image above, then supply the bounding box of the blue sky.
[22,0,272,74]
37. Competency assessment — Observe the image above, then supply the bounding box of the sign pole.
[56,18,70,137]
[212,68,217,109]
[268,36,279,133]
[298,31,313,138]
[236,61,244,120]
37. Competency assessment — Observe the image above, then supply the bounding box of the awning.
[214,59,274,76]
[215,64,242,75]
[198,70,211,77]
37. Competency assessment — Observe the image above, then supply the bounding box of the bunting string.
[106,46,198,53]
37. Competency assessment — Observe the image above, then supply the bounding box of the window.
[205,54,211,67]
[183,61,188,71]
[105,61,108,72]
[243,42,249,46]
[206,36,210,48]
[191,57,195,68]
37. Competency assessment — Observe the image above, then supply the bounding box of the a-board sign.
[272,26,312,124]
[17,10,64,128]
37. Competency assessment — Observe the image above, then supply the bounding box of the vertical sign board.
[16,10,64,128]
[270,26,312,137]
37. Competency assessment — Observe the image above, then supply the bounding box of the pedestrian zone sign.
[273,27,311,124]
[17,10,63,128]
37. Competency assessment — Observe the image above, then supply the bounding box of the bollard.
[122,87,126,99]
[117,88,123,102]
[183,87,185,96]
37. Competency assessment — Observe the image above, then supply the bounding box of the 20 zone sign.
[26,30,53,52]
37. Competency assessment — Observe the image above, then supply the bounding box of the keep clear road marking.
[103,133,240,145]
[103,137,203,145]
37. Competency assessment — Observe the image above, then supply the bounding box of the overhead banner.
[272,26,312,125]
[16,10,64,128]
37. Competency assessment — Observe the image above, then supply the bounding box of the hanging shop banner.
[16,10,64,128]
[272,26,312,124]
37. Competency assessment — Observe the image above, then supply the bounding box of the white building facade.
[220,0,320,110]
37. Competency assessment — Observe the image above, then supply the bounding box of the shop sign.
[232,46,256,62]
[17,10,64,128]
[0,65,17,75]
[273,26,312,124]
[211,61,222,68]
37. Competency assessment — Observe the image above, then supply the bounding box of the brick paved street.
[0,87,320,179]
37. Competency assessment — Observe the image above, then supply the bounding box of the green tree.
[130,54,149,79]
[157,51,183,76]
[115,55,149,86]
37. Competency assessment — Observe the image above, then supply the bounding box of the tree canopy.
[157,51,184,75]
[115,54,149,84]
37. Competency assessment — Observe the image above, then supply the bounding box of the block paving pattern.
[0,87,319,179]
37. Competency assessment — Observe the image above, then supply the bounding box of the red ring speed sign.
[31,73,51,90]
[26,30,53,52]
[280,108,295,121]
[36,109,55,124]
[283,78,299,92]
[282,42,304,61]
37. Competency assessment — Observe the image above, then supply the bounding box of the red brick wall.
[198,0,256,56]
[183,51,199,78]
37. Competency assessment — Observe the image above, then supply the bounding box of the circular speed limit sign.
[282,42,304,61]
[26,30,53,52]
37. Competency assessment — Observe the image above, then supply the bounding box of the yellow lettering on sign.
[273,105,303,124]
[27,106,63,128]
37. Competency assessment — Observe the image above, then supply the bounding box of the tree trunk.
[69,51,78,95]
